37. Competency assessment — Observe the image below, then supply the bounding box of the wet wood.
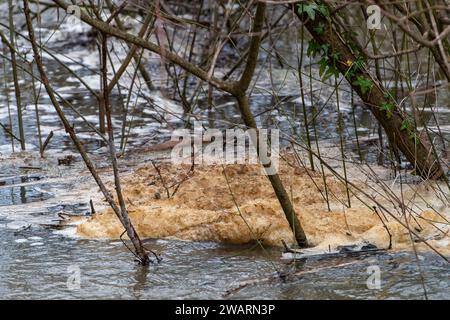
[224,260,360,297]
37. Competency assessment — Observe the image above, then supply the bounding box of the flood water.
[0,2,449,300]
[1,216,450,299]
[0,152,448,299]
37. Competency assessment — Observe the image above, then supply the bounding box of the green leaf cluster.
[297,2,329,21]
[352,76,373,94]
[380,102,394,119]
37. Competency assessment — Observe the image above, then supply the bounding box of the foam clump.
[76,161,450,254]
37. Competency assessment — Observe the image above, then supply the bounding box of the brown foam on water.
[76,160,450,255]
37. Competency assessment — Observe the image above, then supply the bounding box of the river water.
[0,2,449,299]
[0,144,448,299]
[1,217,450,299]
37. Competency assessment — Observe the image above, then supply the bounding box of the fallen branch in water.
[223,260,360,297]
[40,130,54,156]
[0,122,22,143]
[89,199,96,215]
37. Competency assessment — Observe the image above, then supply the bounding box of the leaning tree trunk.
[235,95,308,247]
[293,1,444,180]
[230,3,308,247]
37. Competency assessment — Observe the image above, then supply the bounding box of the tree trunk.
[294,1,444,179]
[236,95,308,247]
[232,3,308,247]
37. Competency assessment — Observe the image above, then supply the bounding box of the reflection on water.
[0,176,53,206]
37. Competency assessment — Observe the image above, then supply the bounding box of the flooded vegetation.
[0,0,449,300]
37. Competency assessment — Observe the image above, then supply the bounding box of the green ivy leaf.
[314,23,325,35]
[352,76,373,94]
[331,52,340,62]
[307,40,321,57]
[317,4,329,17]
[324,65,340,80]
[400,119,410,131]
[321,43,330,55]
[380,102,394,119]
[319,57,329,77]
[318,57,340,81]
[298,3,318,20]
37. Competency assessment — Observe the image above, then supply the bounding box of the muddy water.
[0,158,449,299]
[0,3,449,299]
[1,221,450,299]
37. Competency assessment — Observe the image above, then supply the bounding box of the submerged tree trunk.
[235,94,308,247]
[100,31,151,265]
[23,0,151,265]
[293,1,444,180]
[8,0,25,151]
[231,4,308,247]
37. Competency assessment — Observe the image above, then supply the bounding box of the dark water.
[0,163,448,299]
[1,221,449,299]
